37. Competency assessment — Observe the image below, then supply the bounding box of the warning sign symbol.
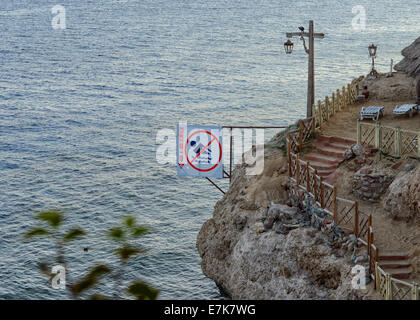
[177,125,223,178]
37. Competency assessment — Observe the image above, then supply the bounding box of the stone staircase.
[299,135,414,285]
[301,135,356,184]
[378,251,412,280]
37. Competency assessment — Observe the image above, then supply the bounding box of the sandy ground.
[318,99,420,282]
[319,99,420,141]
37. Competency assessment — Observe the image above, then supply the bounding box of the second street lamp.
[368,43,379,77]
[285,20,325,118]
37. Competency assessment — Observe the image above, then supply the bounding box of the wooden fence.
[286,122,420,299]
[287,144,372,243]
[286,121,373,248]
[312,81,360,128]
[357,120,420,158]
[286,117,378,286]
[376,263,420,300]
[285,77,420,299]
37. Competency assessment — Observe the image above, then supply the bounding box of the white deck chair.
[360,106,384,121]
[392,104,419,118]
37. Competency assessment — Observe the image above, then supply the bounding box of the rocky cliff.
[360,35,420,101]
[196,138,373,299]
[394,36,420,78]
[382,164,420,221]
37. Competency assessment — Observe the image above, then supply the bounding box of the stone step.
[314,144,345,159]
[315,169,335,177]
[301,160,338,171]
[317,141,350,152]
[381,267,412,280]
[378,260,411,269]
[379,251,410,261]
[301,153,341,165]
[317,135,356,146]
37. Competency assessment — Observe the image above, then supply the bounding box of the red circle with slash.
[185,130,222,172]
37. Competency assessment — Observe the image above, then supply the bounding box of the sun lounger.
[392,104,419,118]
[360,106,384,121]
[356,94,366,102]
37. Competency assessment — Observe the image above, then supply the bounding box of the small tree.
[25,210,158,300]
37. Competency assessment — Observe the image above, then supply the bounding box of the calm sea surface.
[0,0,419,299]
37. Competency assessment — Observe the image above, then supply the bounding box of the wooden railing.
[357,120,420,158]
[284,78,420,298]
[286,122,420,299]
[312,81,360,128]
[286,117,378,283]
[287,149,372,242]
[376,264,420,300]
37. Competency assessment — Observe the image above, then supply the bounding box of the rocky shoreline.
[196,36,420,300]
[196,137,376,299]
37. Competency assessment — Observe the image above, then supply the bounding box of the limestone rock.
[360,72,416,101]
[344,149,354,160]
[382,165,420,220]
[351,144,365,157]
[394,36,420,77]
[197,137,369,300]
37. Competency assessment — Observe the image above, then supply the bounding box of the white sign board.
[177,124,223,179]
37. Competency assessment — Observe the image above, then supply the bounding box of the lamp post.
[285,20,325,118]
[368,43,379,77]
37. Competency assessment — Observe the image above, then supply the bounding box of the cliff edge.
[196,135,371,299]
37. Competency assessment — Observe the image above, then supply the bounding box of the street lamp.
[368,43,378,77]
[285,21,325,118]
[284,39,294,54]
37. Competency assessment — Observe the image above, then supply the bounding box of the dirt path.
[319,99,419,141]
[318,100,420,281]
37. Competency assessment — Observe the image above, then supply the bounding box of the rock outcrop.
[196,142,370,299]
[197,185,356,299]
[394,36,420,78]
[353,168,394,202]
[360,72,416,101]
[382,164,420,221]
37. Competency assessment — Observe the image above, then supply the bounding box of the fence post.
[347,84,353,102]
[342,86,347,106]
[311,117,315,134]
[413,283,419,300]
[299,120,303,151]
[375,262,380,291]
[395,126,401,157]
[336,89,341,111]
[356,83,360,96]
[325,96,330,119]
[318,100,323,125]
[417,132,420,158]
[354,202,359,236]
[357,119,361,144]
[320,177,325,208]
[368,228,372,273]
[287,136,292,177]
[386,274,392,300]
[314,169,318,200]
[296,156,300,185]
[332,186,337,223]
[306,162,310,192]
[375,122,381,149]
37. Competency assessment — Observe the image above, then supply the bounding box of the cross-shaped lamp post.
[284,20,325,118]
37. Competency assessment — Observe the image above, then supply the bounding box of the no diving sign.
[177,124,223,178]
